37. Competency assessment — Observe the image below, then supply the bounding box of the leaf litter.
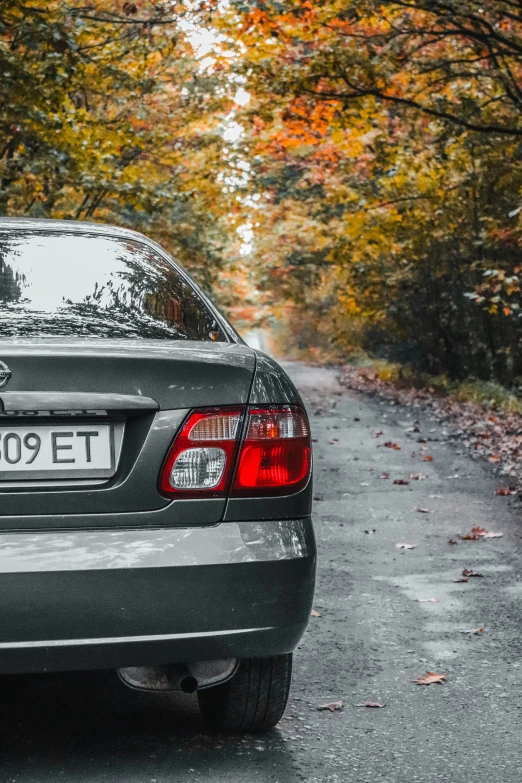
[414,672,447,686]
[354,701,386,708]
[341,365,522,493]
[317,701,344,712]
[459,526,503,540]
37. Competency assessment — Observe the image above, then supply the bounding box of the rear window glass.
[0,231,226,341]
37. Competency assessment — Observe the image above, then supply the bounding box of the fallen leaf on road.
[496,486,516,496]
[448,539,458,545]
[317,701,344,712]
[459,627,484,634]
[454,578,469,583]
[374,431,384,437]
[460,527,503,540]
[414,672,447,686]
[417,437,428,443]
[311,609,321,617]
[355,701,386,708]
[422,455,433,462]
[382,441,400,450]
[408,473,425,480]
[415,598,439,603]
[462,568,484,578]
[488,454,501,463]
[429,494,443,499]
[313,495,323,501]
[379,472,390,479]
[360,482,370,487]
[396,543,416,549]
[393,479,409,485]
[364,528,376,534]
[462,525,487,538]
[416,507,430,513]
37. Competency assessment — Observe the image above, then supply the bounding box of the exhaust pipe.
[118,664,198,693]
[170,664,198,694]
[118,659,237,693]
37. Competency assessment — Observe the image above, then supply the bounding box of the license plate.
[0,424,115,480]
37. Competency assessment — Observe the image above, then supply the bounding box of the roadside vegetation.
[4,1,522,395]
[347,356,522,413]
[222,0,522,390]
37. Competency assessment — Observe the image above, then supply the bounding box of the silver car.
[0,218,315,733]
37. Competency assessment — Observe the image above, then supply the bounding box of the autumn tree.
[0,0,235,289]
[221,0,522,383]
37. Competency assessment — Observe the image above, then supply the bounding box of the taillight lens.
[159,404,311,499]
[231,405,311,497]
[159,407,244,498]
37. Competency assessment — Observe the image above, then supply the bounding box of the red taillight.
[159,404,311,499]
[231,406,311,497]
[159,407,244,498]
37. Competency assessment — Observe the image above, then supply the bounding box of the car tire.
[198,654,292,733]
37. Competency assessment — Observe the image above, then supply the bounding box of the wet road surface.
[3,362,522,782]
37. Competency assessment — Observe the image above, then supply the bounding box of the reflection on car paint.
[0,519,314,573]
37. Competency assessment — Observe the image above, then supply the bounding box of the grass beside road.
[346,356,522,414]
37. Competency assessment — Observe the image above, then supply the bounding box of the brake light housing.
[231,406,311,496]
[159,404,311,499]
[159,407,244,498]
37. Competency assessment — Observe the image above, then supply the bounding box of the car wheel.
[198,654,292,733]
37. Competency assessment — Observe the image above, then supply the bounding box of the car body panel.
[249,352,304,405]
[0,344,257,520]
[0,339,256,409]
[0,518,315,673]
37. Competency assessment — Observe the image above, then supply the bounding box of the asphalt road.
[3,361,522,782]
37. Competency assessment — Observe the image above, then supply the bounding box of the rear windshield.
[0,230,226,341]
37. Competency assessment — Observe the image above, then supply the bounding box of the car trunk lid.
[0,338,256,524]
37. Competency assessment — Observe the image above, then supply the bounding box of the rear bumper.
[0,518,315,674]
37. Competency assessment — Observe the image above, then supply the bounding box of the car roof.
[0,217,149,243]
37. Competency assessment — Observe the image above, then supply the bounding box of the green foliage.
[0,0,231,288]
